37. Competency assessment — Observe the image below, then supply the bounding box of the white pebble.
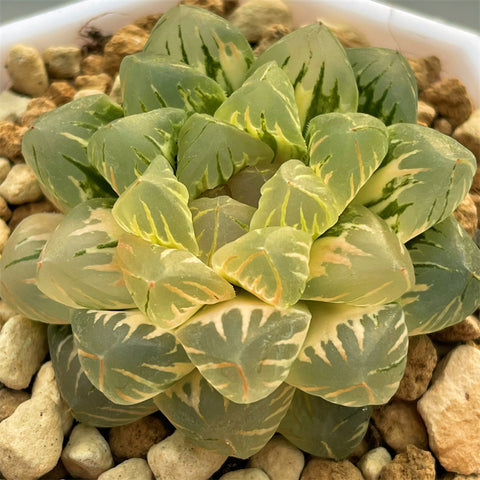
[42,46,82,78]
[0,314,48,389]
[98,458,154,480]
[147,430,227,480]
[0,217,11,254]
[357,447,392,480]
[62,424,114,479]
[220,468,271,480]
[0,89,31,123]
[0,163,43,204]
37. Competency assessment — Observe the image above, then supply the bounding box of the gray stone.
[0,163,43,205]
[97,458,153,480]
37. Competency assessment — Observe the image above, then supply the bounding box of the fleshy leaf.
[278,389,372,460]
[190,196,256,266]
[22,94,122,212]
[212,226,312,308]
[176,113,274,199]
[347,47,418,125]
[252,22,358,128]
[143,4,254,93]
[112,157,198,253]
[215,62,307,163]
[354,123,477,242]
[306,112,388,211]
[249,159,340,238]
[36,198,134,310]
[116,234,235,329]
[120,53,226,116]
[0,213,75,324]
[71,309,194,405]
[401,215,480,335]
[302,205,415,305]
[176,293,311,403]
[88,108,186,194]
[154,369,295,458]
[286,302,408,407]
[49,325,157,427]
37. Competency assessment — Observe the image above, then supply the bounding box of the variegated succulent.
[1,4,479,460]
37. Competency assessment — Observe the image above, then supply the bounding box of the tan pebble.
[434,117,453,136]
[73,88,106,99]
[80,54,105,75]
[407,56,441,92]
[453,193,478,237]
[0,121,28,160]
[0,89,31,122]
[0,157,11,183]
[395,335,437,401]
[74,72,113,93]
[416,100,436,127]
[103,24,149,75]
[379,444,436,480]
[320,20,369,48]
[62,424,114,479]
[422,77,473,128]
[223,0,239,16]
[248,435,305,480]
[8,197,58,230]
[254,23,292,56]
[134,13,163,32]
[0,163,43,205]
[0,386,30,421]
[471,166,480,195]
[97,458,154,480]
[357,447,392,480]
[6,44,49,97]
[220,468,270,480]
[181,0,226,16]
[229,0,293,43]
[42,46,82,79]
[46,81,77,106]
[0,217,11,253]
[431,315,480,342]
[0,195,12,221]
[39,458,69,480]
[0,300,17,326]
[21,96,56,127]
[441,474,480,480]
[300,458,364,480]
[453,109,480,161]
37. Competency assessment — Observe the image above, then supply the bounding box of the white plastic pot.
[0,0,479,106]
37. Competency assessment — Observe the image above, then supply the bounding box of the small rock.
[0,217,11,253]
[81,54,105,75]
[0,89,31,122]
[21,96,57,127]
[0,396,63,480]
[0,385,30,421]
[0,163,43,204]
[220,468,270,480]
[6,44,49,96]
[181,0,226,16]
[395,335,437,401]
[300,458,364,480]
[430,315,480,342]
[133,13,163,32]
[62,424,114,479]
[442,474,480,480]
[45,81,77,106]
[416,100,436,127]
[422,77,474,128]
[0,121,28,160]
[73,88,107,99]
[372,399,428,452]
[453,193,478,237]
[357,447,392,480]
[97,458,154,480]
[0,157,11,183]
[453,109,480,161]
[103,24,149,75]
[433,117,453,136]
[320,20,369,48]
[147,430,227,480]
[348,437,370,464]
[42,46,82,79]
[408,56,441,92]
[254,23,292,56]
[8,197,58,230]
[74,72,113,93]
[0,315,48,389]
[248,435,305,480]
[379,445,436,480]
[417,344,480,475]
[39,458,69,479]
[229,0,293,43]
[0,195,12,221]
[0,301,17,327]
[109,415,170,461]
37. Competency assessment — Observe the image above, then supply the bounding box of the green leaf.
[22,94,122,212]
[215,62,306,163]
[302,205,415,305]
[71,309,194,405]
[347,47,418,125]
[401,215,480,335]
[249,159,340,238]
[154,369,295,458]
[278,389,371,459]
[112,157,198,254]
[176,113,274,199]
[88,108,186,194]
[176,292,311,403]
[120,53,226,116]
[286,302,408,407]
[0,213,75,324]
[252,22,358,129]
[190,196,256,266]
[306,112,388,211]
[49,325,157,427]
[354,124,477,242]
[36,198,134,310]
[143,4,254,93]
[116,234,235,330]
[212,226,312,308]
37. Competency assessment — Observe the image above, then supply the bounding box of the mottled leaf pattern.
[176,293,311,403]
[154,369,295,458]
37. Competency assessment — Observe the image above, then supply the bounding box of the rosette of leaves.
[2,3,479,461]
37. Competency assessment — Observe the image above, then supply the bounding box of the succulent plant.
[1,4,479,460]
